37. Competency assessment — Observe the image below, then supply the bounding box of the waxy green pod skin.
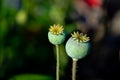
[48,32,65,45]
[66,37,90,59]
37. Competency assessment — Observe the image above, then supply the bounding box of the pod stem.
[72,59,78,80]
[56,45,60,80]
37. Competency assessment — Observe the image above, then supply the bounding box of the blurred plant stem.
[55,45,60,80]
[72,59,78,80]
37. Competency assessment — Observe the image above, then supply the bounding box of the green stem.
[72,59,78,80]
[56,45,60,80]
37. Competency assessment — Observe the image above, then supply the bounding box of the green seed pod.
[48,32,65,45]
[65,32,90,59]
[48,24,65,45]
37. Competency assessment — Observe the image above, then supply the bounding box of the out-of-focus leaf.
[0,19,8,41]
[54,44,68,77]
[49,0,71,24]
[49,5,64,24]
[9,74,54,80]
[59,45,68,76]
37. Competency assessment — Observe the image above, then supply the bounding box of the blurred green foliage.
[0,0,75,79]
[9,74,54,80]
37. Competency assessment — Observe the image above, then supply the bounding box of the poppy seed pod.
[48,24,65,45]
[65,32,90,59]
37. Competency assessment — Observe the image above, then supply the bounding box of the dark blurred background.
[0,0,119,80]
